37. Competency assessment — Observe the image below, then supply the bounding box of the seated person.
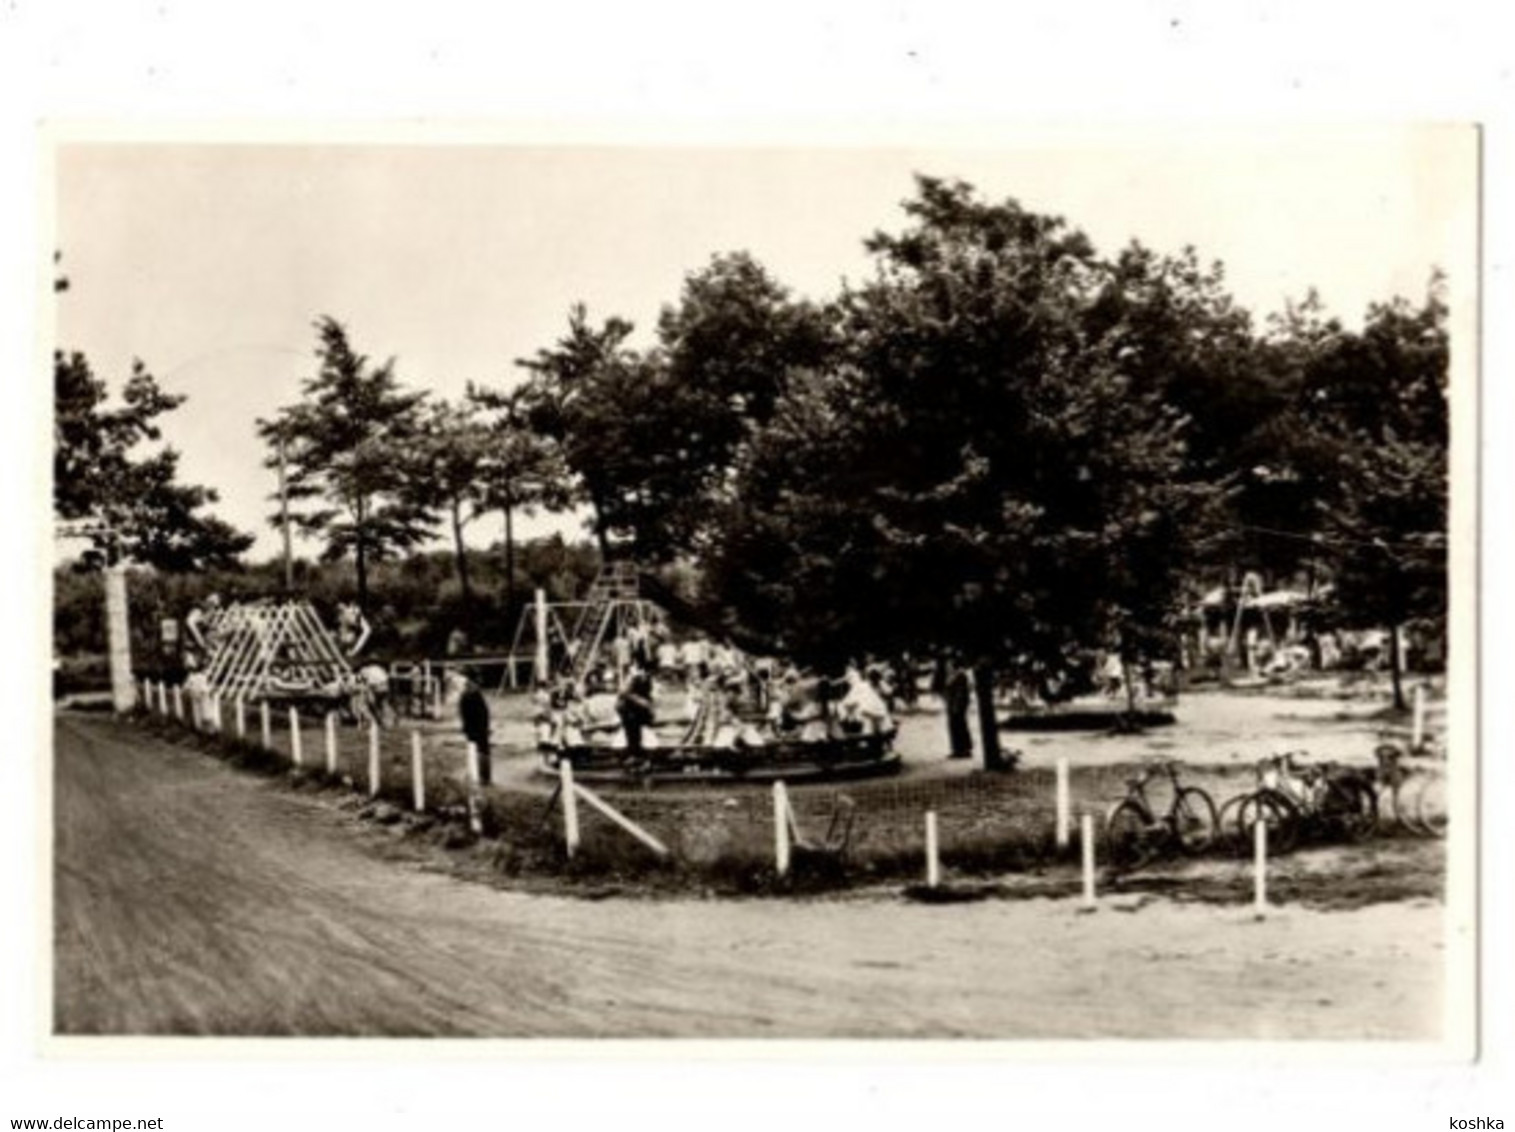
[772,672,832,743]
[838,666,894,736]
[579,687,627,748]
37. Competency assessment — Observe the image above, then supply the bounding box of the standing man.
[617,660,656,759]
[458,669,492,786]
[944,653,974,761]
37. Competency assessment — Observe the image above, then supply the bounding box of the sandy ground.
[53,713,1442,1039]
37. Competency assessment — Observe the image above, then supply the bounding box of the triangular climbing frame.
[202,600,354,700]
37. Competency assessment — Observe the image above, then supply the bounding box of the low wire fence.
[129,676,1446,901]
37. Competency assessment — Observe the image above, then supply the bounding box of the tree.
[54,349,252,570]
[258,317,431,611]
[648,252,837,556]
[401,397,493,607]
[520,257,834,562]
[704,177,1222,767]
[1304,281,1449,709]
[517,304,649,559]
[465,383,572,625]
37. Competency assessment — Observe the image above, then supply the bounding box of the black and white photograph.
[45,128,1474,1043]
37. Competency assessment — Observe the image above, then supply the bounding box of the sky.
[52,126,1476,562]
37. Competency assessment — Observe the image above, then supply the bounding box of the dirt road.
[53,714,1443,1038]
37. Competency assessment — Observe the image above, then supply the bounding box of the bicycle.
[1103,759,1219,873]
[1373,742,1447,838]
[1226,751,1377,854]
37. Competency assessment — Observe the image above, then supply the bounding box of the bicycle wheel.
[1236,789,1300,857]
[1171,786,1219,854]
[1411,774,1448,839]
[1217,793,1250,852]
[1104,800,1156,872]
[1321,778,1378,842]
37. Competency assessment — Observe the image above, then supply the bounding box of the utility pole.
[277,428,293,591]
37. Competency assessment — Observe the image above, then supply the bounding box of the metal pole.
[534,587,549,684]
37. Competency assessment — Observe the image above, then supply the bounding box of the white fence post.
[172,684,183,721]
[1412,685,1427,750]
[1055,758,1071,850]
[925,810,940,888]
[234,696,247,740]
[467,742,484,834]
[368,724,381,798]
[156,681,167,716]
[210,694,223,734]
[410,731,425,812]
[324,713,338,776]
[1253,817,1269,919]
[260,700,272,750]
[289,707,303,767]
[560,758,580,856]
[1080,813,1097,912]
[773,781,791,877]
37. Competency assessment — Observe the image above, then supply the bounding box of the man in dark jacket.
[617,661,656,758]
[944,654,974,760]
[458,669,492,786]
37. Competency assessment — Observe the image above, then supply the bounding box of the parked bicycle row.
[1102,743,1447,873]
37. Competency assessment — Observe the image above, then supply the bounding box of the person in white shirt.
[838,665,893,736]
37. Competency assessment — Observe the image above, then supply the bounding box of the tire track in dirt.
[52,714,1443,1038]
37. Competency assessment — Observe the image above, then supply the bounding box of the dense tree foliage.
[403,397,494,607]
[464,383,573,624]
[701,178,1227,764]
[520,256,834,562]
[1299,284,1449,707]
[516,305,655,558]
[54,349,252,570]
[56,180,1452,736]
[258,317,432,611]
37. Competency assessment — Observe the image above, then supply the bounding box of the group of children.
[532,647,897,756]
